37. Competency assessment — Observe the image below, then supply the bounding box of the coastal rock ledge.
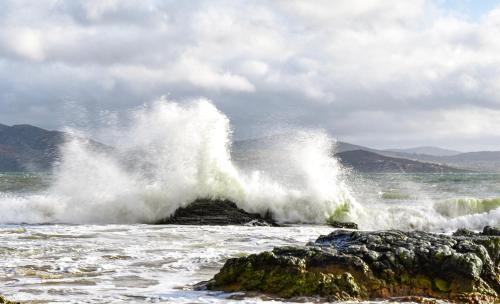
[205,228,500,303]
[155,198,278,226]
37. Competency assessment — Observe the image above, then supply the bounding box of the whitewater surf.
[0,99,498,231]
[0,98,358,225]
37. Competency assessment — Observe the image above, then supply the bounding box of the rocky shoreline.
[203,226,500,303]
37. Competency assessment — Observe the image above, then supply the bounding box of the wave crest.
[434,198,500,217]
[0,98,358,224]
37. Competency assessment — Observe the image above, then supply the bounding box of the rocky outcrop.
[206,228,500,303]
[483,226,500,236]
[327,220,358,229]
[0,295,20,304]
[155,198,278,226]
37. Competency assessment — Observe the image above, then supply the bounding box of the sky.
[1,0,500,151]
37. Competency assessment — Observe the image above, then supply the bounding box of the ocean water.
[0,223,334,303]
[1,172,499,303]
[0,99,498,303]
[347,172,500,231]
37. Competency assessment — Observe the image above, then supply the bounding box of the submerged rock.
[155,198,279,226]
[327,220,358,230]
[206,227,500,303]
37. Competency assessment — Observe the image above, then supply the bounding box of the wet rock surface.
[327,220,358,229]
[0,295,20,304]
[483,226,500,236]
[454,226,500,237]
[206,228,500,303]
[155,198,279,226]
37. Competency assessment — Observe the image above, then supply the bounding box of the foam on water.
[360,201,500,231]
[350,173,500,231]
[0,224,336,303]
[434,197,500,217]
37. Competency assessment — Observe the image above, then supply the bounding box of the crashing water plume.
[1,98,498,231]
[0,98,360,225]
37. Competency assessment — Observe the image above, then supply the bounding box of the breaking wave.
[0,98,498,231]
[361,201,499,232]
[0,98,360,224]
[434,197,500,217]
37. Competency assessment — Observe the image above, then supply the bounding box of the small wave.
[380,191,412,200]
[434,197,500,217]
[357,201,500,232]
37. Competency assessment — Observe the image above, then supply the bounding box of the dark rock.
[0,295,20,304]
[482,226,500,236]
[327,220,358,230]
[207,228,500,303]
[155,198,279,226]
[453,228,477,237]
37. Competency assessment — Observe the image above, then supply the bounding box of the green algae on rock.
[206,228,500,303]
[208,247,362,300]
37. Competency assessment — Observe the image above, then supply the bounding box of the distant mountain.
[444,151,500,162]
[0,124,106,172]
[430,151,500,172]
[385,146,461,156]
[235,138,377,154]
[233,137,468,173]
[372,150,500,172]
[335,141,379,153]
[336,150,466,173]
[0,124,65,171]
[336,142,458,160]
[1,125,497,173]
[336,141,500,172]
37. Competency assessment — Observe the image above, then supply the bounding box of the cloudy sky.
[1,0,500,151]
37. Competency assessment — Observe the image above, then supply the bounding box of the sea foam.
[0,98,358,224]
[0,98,498,231]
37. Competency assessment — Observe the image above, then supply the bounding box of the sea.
[0,100,499,303]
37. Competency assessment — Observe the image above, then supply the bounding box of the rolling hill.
[0,125,496,173]
[0,124,107,172]
[234,137,469,173]
[0,124,65,171]
[385,146,461,156]
[336,150,466,173]
[336,141,500,172]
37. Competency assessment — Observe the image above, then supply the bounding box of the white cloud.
[3,27,45,61]
[1,0,500,149]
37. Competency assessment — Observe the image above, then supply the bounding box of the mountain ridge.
[0,124,106,171]
[0,124,496,173]
[233,137,470,173]
[336,150,466,173]
[334,141,500,171]
[384,146,461,156]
